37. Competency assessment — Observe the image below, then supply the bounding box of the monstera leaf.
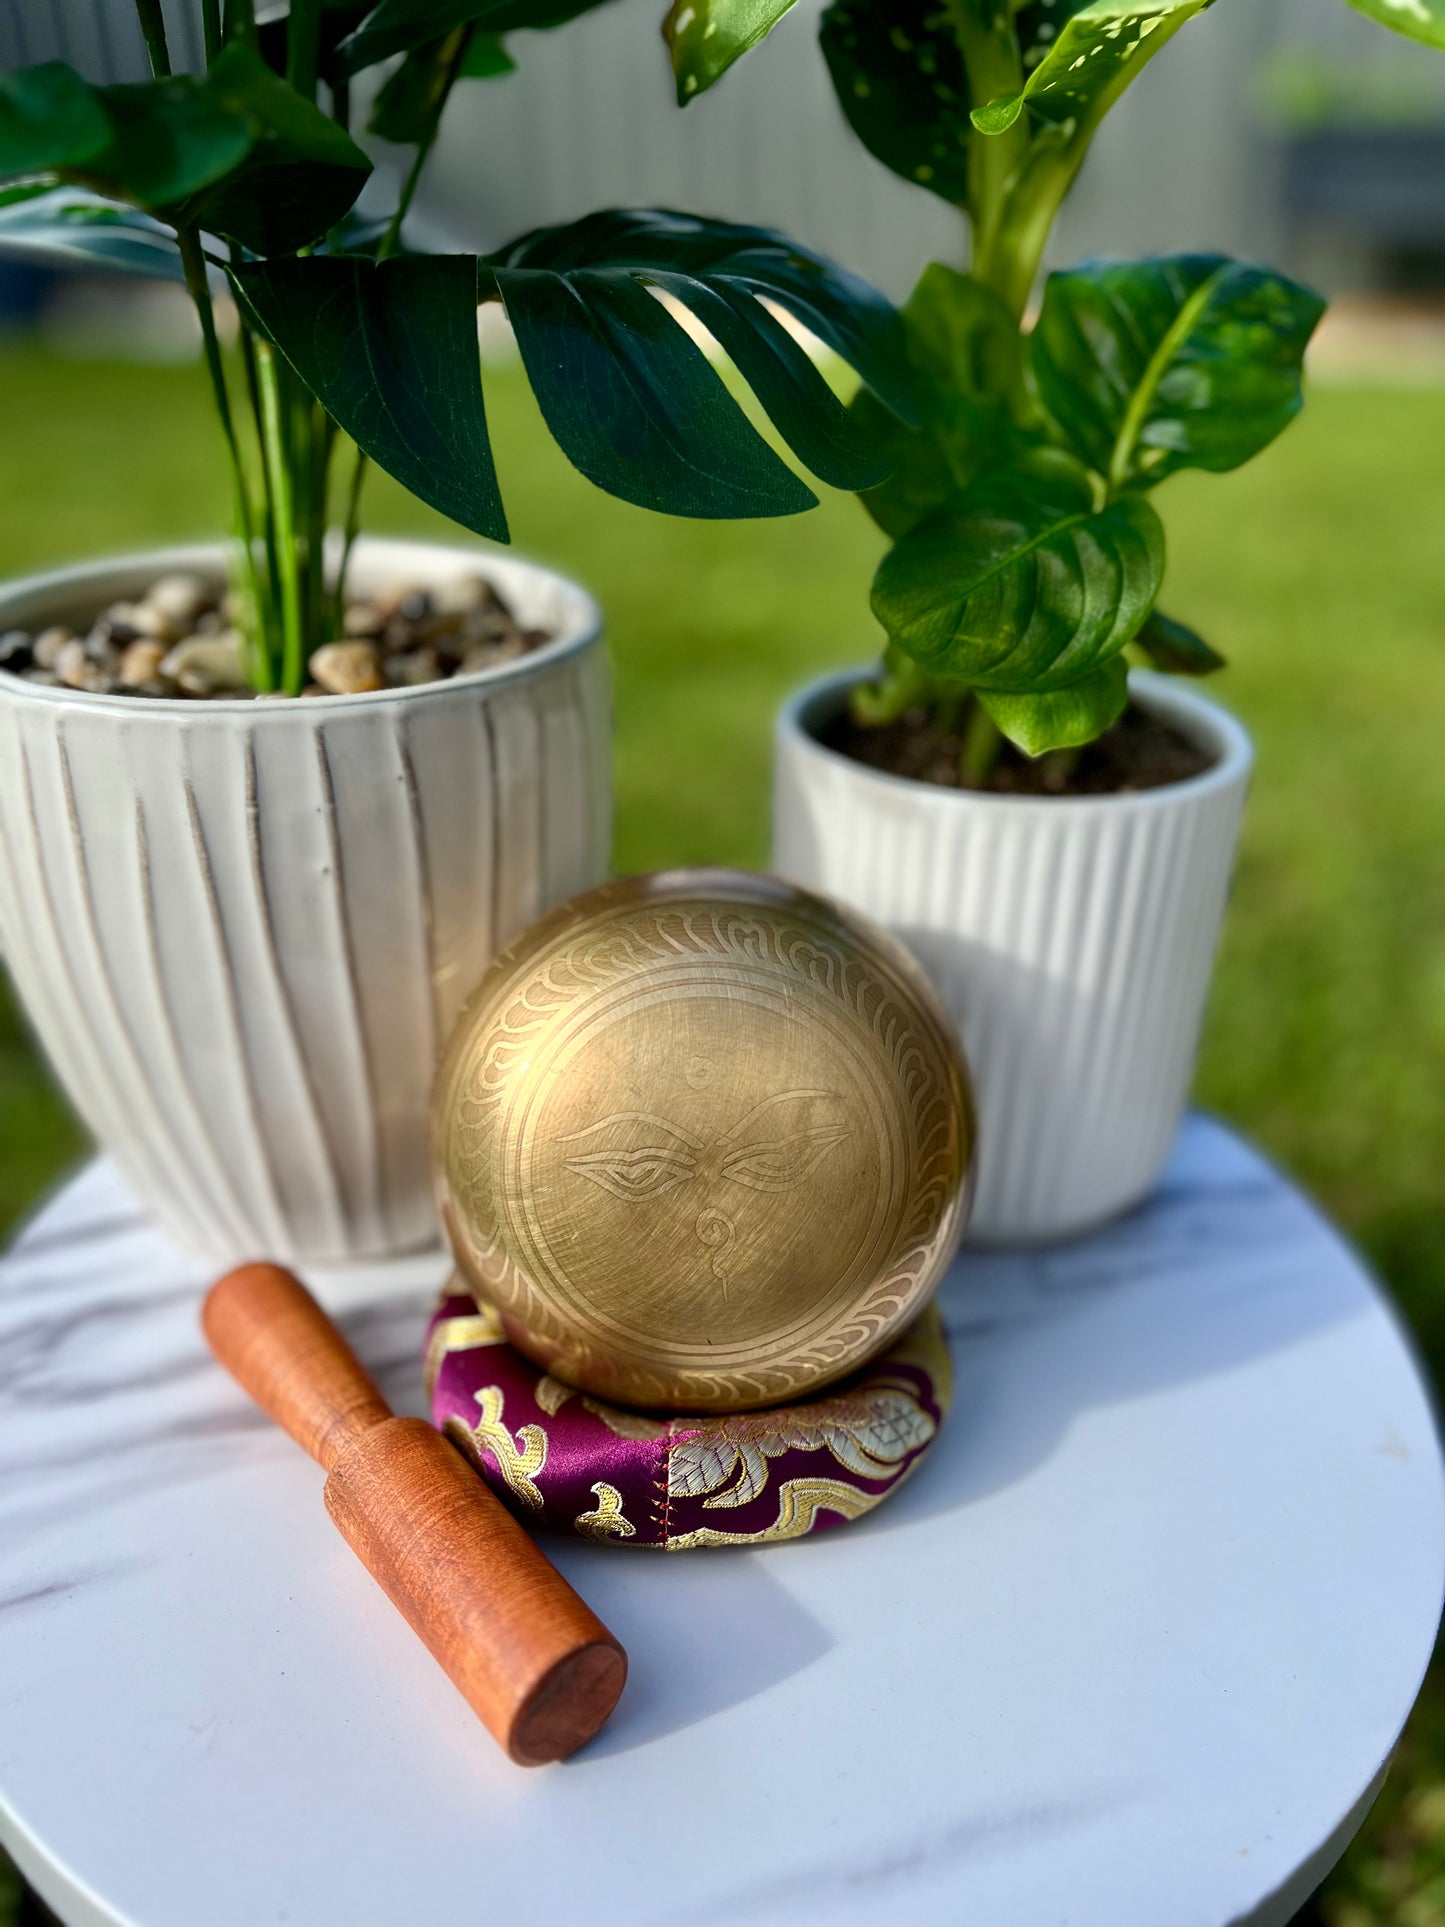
[1345,0,1445,46]
[665,0,797,102]
[871,462,1164,697]
[820,0,972,202]
[0,184,183,278]
[1032,253,1326,491]
[337,0,610,74]
[232,253,508,539]
[483,209,912,513]
[972,0,1211,136]
[233,209,910,532]
[855,263,1039,537]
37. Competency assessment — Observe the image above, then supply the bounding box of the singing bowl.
[432,870,975,1412]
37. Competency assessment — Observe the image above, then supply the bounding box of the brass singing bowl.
[432,870,975,1413]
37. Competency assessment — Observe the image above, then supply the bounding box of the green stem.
[200,0,222,61]
[255,342,306,695]
[334,442,369,632]
[378,29,471,261]
[176,227,273,691]
[309,405,336,644]
[960,700,1003,789]
[287,0,322,100]
[235,317,281,644]
[982,10,1202,320]
[132,0,172,76]
[331,27,471,624]
[977,128,1087,320]
[944,0,1027,282]
[223,0,258,49]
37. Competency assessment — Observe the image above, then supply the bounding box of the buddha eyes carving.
[558,1142,697,1203]
[558,1092,851,1201]
[556,1092,853,1289]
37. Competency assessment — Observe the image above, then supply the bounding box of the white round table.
[1,1115,1440,1927]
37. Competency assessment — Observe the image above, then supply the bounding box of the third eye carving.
[556,1089,852,1292]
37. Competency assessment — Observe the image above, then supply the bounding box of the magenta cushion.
[425,1284,952,1549]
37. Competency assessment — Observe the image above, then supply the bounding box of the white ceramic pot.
[0,537,610,1264]
[772,669,1252,1243]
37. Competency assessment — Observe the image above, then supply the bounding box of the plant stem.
[223,0,258,49]
[255,341,306,695]
[333,441,369,633]
[332,28,471,623]
[132,0,172,76]
[960,700,1003,789]
[200,0,222,62]
[945,0,1027,282]
[287,0,322,100]
[176,226,274,690]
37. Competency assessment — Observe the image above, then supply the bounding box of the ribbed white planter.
[0,537,610,1264]
[773,669,1252,1243]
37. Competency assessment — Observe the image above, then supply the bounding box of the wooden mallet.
[203,1262,627,1765]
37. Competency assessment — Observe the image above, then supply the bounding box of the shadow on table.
[560,1545,834,1758]
[862,1119,1371,1538]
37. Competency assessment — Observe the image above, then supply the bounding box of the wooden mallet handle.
[203,1262,626,1766]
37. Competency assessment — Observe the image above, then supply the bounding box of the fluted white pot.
[0,538,610,1263]
[773,669,1252,1243]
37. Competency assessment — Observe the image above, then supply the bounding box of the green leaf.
[1133,609,1224,675]
[856,263,1037,537]
[368,27,513,145]
[665,0,797,104]
[86,78,253,205]
[337,0,608,75]
[972,0,1212,136]
[177,44,371,252]
[485,208,912,515]
[978,659,1129,754]
[457,30,516,72]
[235,210,906,529]
[1345,0,1445,48]
[1012,0,1097,74]
[819,0,971,202]
[1032,253,1326,491]
[871,462,1164,691]
[0,62,111,179]
[232,253,508,541]
[0,185,183,279]
[371,29,464,140]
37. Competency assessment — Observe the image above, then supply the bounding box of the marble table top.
[0,1115,1441,1927]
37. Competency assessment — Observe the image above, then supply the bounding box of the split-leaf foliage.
[0,0,909,692]
[673,0,1336,767]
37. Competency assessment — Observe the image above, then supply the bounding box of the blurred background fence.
[9,0,1445,302]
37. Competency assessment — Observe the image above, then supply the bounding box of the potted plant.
[0,0,910,1263]
[668,0,1327,1241]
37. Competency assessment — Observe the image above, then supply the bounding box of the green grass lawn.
[1,341,1443,1923]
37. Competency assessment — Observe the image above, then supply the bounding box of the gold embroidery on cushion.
[874,1300,953,1414]
[535,1374,576,1417]
[445,1385,548,1511]
[425,1306,509,1399]
[581,1397,669,1441]
[575,1482,637,1541]
[666,1476,876,1548]
[666,1384,935,1510]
